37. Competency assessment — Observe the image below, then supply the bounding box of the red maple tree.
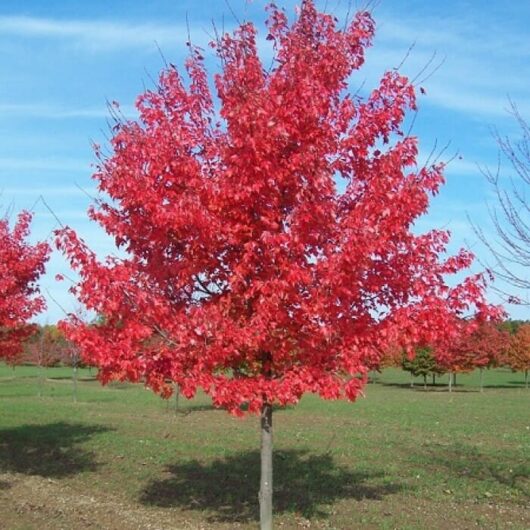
[0,211,50,361]
[23,325,73,367]
[438,320,509,391]
[56,3,500,526]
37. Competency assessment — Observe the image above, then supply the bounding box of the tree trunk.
[259,402,273,530]
[72,363,78,403]
[454,373,457,386]
[174,383,180,414]
[525,370,528,389]
[410,372,414,388]
[432,374,436,386]
[479,368,484,393]
[423,374,427,390]
[38,333,44,398]
[448,372,453,393]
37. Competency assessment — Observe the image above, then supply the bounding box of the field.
[0,364,528,530]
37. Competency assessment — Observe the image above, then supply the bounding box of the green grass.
[0,364,528,529]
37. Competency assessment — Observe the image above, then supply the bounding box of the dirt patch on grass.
[0,472,528,530]
[0,472,199,530]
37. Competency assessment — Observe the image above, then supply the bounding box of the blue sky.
[0,0,528,323]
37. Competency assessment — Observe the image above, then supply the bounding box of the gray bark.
[259,402,273,530]
[174,384,180,414]
[72,365,78,402]
[38,331,44,398]
[448,372,453,393]
[525,370,529,389]
[480,368,484,393]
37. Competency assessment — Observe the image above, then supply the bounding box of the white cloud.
[359,11,530,121]
[1,185,97,196]
[0,102,138,120]
[0,15,191,52]
[0,157,90,172]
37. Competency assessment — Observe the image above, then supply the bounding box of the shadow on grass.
[185,403,216,413]
[377,380,525,391]
[0,422,110,478]
[165,404,216,415]
[140,450,406,523]
[0,375,40,383]
[46,376,97,382]
[376,382,476,392]
[418,443,529,499]
[482,384,527,389]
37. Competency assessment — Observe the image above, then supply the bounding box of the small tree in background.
[56,2,500,527]
[499,320,525,335]
[433,321,477,392]
[0,211,49,362]
[402,347,439,389]
[24,325,69,367]
[453,321,510,392]
[379,343,404,370]
[506,323,530,388]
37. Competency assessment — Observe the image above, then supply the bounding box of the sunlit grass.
[0,363,528,529]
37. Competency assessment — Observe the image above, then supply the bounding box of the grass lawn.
[0,363,528,529]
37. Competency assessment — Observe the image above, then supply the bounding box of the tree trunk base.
[260,403,273,530]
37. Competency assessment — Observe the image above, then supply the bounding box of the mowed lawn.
[0,364,528,530]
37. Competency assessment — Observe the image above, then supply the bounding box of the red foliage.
[436,320,510,373]
[22,325,75,367]
[56,2,500,415]
[0,212,50,360]
[378,343,405,369]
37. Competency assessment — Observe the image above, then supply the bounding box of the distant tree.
[506,323,530,388]
[379,343,404,370]
[499,319,527,335]
[402,347,438,389]
[0,211,49,361]
[450,321,510,392]
[56,3,500,527]
[24,325,68,367]
[24,324,83,400]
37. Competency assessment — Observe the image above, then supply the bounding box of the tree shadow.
[378,382,477,393]
[377,382,434,390]
[167,402,289,416]
[0,422,110,478]
[482,384,526,389]
[0,375,36,383]
[166,404,216,415]
[140,449,407,523]
[417,443,529,499]
[46,376,97,382]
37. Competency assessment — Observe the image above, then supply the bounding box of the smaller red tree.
[449,321,510,391]
[23,325,71,367]
[0,212,50,361]
[506,323,530,388]
[377,343,404,370]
